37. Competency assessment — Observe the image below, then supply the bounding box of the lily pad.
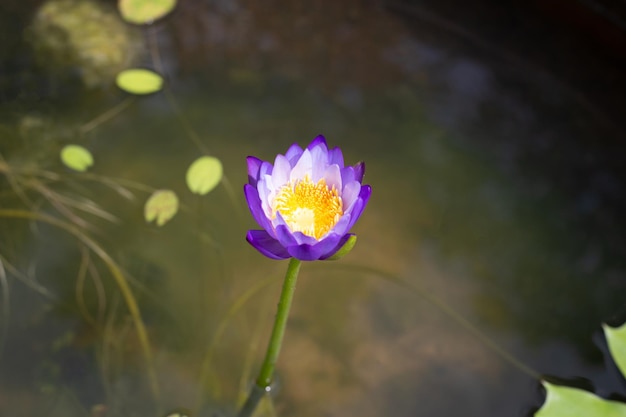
[60,145,94,172]
[535,381,626,417]
[604,323,626,377]
[144,189,178,226]
[186,156,223,195]
[116,68,163,95]
[118,0,177,25]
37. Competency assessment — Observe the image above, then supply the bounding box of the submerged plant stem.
[328,263,542,380]
[195,275,277,410]
[238,258,302,417]
[79,97,135,135]
[0,209,161,405]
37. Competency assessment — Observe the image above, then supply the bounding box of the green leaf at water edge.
[535,381,626,417]
[604,322,626,377]
[116,69,163,95]
[118,0,177,25]
[186,156,223,195]
[144,190,178,226]
[60,145,94,172]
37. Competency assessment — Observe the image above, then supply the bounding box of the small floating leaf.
[119,0,177,25]
[116,69,163,95]
[535,381,626,417]
[144,190,178,226]
[186,156,223,195]
[604,322,626,377]
[61,145,94,172]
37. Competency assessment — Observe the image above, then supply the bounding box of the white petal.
[309,144,329,182]
[272,154,291,188]
[330,213,351,236]
[257,177,273,218]
[290,149,312,182]
[341,181,360,212]
[263,174,274,192]
[324,164,342,191]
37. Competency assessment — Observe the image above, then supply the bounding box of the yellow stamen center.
[272,177,343,239]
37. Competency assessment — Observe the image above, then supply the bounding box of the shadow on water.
[0,0,625,416]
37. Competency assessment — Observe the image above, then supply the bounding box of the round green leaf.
[119,0,177,25]
[60,145,94,172]
[535,381,626,417]
[186,156,223,195]
[604,323,626,378]
[116,69,163,95]
[144,190,178,226]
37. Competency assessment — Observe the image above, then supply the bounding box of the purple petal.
[353,162,365,183]
[319,234,353,260]
[271,213,317,246]
[244,184,274,233]
[286,232,343,261]
[246,230,291,260]
[290,230,318,246]
[247,156,263,185]
[340,166,356,184]
[274,223,298,247]
[272,154,291,188]
[328,213,351,237]
[346,185,371,230]
[285,143,304,166]
[259,161,273,178]
[307,135,328,151]
[328,147,344,167]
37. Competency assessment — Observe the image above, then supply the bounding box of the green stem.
[238,257,302,417]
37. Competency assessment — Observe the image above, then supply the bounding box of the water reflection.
[1,1,625,416]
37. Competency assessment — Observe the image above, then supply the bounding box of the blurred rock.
[27,0,143,89]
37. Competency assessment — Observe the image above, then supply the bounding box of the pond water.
[1,1,625,416]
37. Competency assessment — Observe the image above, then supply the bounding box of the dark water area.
[0,1,625,416]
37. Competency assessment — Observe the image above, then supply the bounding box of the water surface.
[1,1,625,416]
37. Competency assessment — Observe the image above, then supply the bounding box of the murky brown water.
[1,1,625,416]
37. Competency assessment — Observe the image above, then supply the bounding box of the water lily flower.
[244,135,371,261]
